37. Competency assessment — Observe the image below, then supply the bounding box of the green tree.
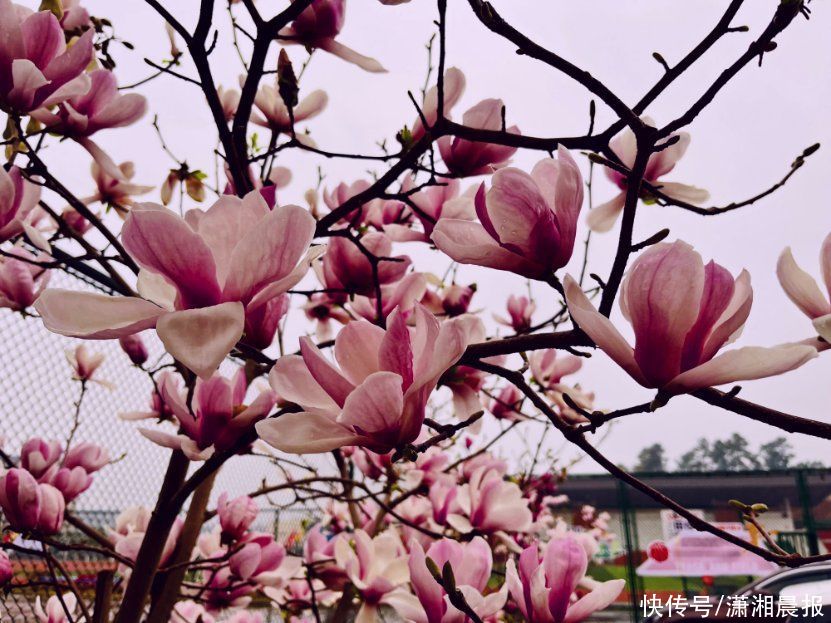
[634,443,667,472]
[709,433,761,471]
[677,438,713,472]
[759,437,795,470]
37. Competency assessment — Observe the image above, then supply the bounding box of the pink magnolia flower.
[218,492,259,542]
[489,384,525,421]
[433,147,583,279]
[411,68,466,142]
[494,294,536,333]
[118,333,148,365]
[0,0,93,112]
[333,529,410,623]
[32,69,148,180]
[322,179,388,229]
[82,161,153,217]
[404,447,451,490]
[202,566,256,611]
[20,437,62,478]
[442,363,490,421]
[256,306,482,454]
[447,465,532,535]
[528,349,592,423]
[777,233,831,344]
[428,481,457,526]
[280,0,385,73]
[564,241,817,394]
[0,551,12,585]
[35,593,77,623]
[438,98,519,177]
[222,164,291,209]
[529,350,582,390]
[460,453,507,481]
[65,344,108,385]
[0,166,43,244]
[440,283,475,317]
[63,441,109,473]
[250,73,327,134]
[60,206,92,235]
[244,292,289,350]
[110,506,182,570]
[303,292,350,341]
[588,118,708,233]
[506,536,624,623]
[35,191,319,379]
[304,524,348,590]
[60,0,90,31]
[0,468,64,534]
[140,368,277,461]
[42,465,92,502]
[400,176,472,241]
[0,467,40,530]
[119,370,178,422]
[230,533,286,582]
[218,85,240,121]
[35,483,65,534]
[323,233,411,296]
[348,271,428,323]
[347,446,392,480]
[407,537,507,623]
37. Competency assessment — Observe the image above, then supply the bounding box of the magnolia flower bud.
[44,465,93,502]
[64,442,110,473]
[36,484,66,535]
[218,492,258,542]
[441,283,476,316]
[20,438,62,479]
[0,468,41,531]
[118,334,149,366]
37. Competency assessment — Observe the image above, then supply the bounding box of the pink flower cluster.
[0,438,109,535]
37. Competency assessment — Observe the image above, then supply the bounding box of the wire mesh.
[0,272,325,621]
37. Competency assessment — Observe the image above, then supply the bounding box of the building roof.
[558,469,831,511]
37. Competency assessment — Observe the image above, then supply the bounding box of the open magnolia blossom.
[35,593,77,623]
[588,117,709,233]
[81,160,153,217]
[333,529,411,623]
[0,0,93,113]
[0,165,44,246]
[506,536,625,623]
[248,73,328,134]
[31,69,148,180]
[564,240,818,394]
[257,305,482,454]
[777,232,831,345]
[35,191,320,378]
[432,147,583,279]
[411,67,466,142]
[278,0,386,73]
[139,368,276,461]
[404,537,508,623]
[437,97,519,177]
[446,464,533,536]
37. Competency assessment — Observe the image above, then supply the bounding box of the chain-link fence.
[0,272,327,621]
[560,469,831,622]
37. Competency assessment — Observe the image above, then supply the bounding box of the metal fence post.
[618,480,641,623]
[796,469,820,556]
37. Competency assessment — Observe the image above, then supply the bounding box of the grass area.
[589,564,752,595]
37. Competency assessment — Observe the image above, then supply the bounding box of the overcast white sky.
[32,0,831,472]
